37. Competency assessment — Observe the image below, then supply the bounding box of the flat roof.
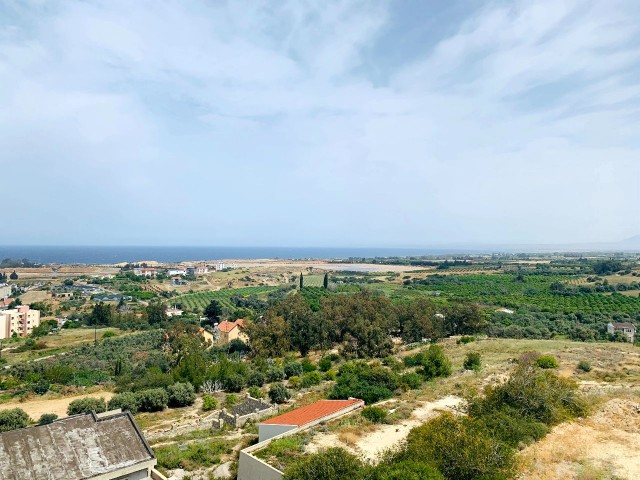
[260,399,362,426]
[0,411,154,480]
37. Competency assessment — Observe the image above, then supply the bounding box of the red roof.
[217,319,244,333]
[260,399,363,426]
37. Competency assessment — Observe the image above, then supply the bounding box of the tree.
[108,392,139,414]
[136,388,168,412]
[167,382,196,407]
[323,272,329,289]
[146,302,167,325]
[37,413,58,426]
[203,299,224,325]
[268,383,290,404]
[9,271,18,280]
[299,273,304,289]
[67,397,107,415]
[283,448,364,480]
[0,408,29,432]
[90,302,112,326]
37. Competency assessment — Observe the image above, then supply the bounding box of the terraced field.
[171,286,278,311]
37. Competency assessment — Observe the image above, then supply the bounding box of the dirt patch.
[305,396,462,463]
[0,391,114,419]
[519,399,640,480]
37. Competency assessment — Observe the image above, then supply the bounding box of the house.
[195,264,209,274]
[166,306,183,317]
[134,267,157,277]
[0,298,14,310]
[0,306,41,339]
[198,327,216,347]
[215,261,226,271]
[168,268,187,276]
[53,291,74,299]
[215,319,248,345]
[0,410,166,480]
[0,283,11,300]
[238,399,364,480]
[607,322,637,342]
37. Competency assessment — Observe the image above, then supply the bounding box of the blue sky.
[1,0,639,247]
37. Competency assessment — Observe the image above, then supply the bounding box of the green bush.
[405,412,515,480]
[463,352,481,371]
[37,413,58,425]
[284,362,304,378]
[536,355,559,369]
[224,394,239,408]
[361,406,387,423]
[224,374,245,393]
[288,376,301,389]
[369,460,444,480]
[420,345,452,380]
[476,406,548,447]
[67,397,107,415]
[108,392,139,414]
[323,369,337,381]
[136,388,168,412]
[202,395,218,411]
[457,336,475,345]
[400,372,423,390]
[301,358,317,372]
[283,448,364,480]
[266,367,286,382]
[102,331,117,339]
[268,383,291,404]
[577,360,592,372]
[31,381,50,395]
[247,371,265,387]
[301,371,323,388]
[248,386,264,399]
[167,382,196,407]
[328,362,399,405]
[319,357,332,372]
[0,408,29,432]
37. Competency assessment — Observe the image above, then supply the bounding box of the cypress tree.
[299,273,304,289]
[323,272,329,289]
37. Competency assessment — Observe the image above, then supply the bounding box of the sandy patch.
[519,399,640,480]
[306,395,462,463]
[0,391,114,419]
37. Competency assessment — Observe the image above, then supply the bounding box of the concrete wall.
[258,424,297,443]
[238,450,284,480]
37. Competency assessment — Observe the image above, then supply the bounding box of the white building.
[168,268,187,276]
[0,306,41,339]
[133,267,157,277]
[166,306,183,317]
[0,284,11,300]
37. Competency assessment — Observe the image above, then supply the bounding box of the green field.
[170,286,278,311]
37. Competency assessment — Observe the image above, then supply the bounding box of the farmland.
[169,286,279,312]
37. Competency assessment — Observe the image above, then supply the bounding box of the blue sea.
[0,246,473,265]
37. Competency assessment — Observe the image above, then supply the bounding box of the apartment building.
[0,306,41,339]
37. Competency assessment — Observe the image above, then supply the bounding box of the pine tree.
[299,273,304,289]
[323,272,329,289]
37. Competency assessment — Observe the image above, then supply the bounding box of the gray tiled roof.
[0,411,155,480]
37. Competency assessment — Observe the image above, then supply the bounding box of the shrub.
[288,376,301,389]
[268,383,291,404]
[248,386,264,399]
[202,395,218,411]
[266,367,286,382]
[328,362,399,405]
[136,388,168,412]
[247,371,265,387]
[108,392,139,414]
[403,352,426,368]
[400,372,423,390]
[224,374,245,393]
[284,362,304,378]
[319,357,332,372]
[301,358,317,372]
[301,371,322,388]
[420,345,452,380]
[361,406,387,423]
[167,382,196,407]
[477,406,548,447]
[283,447,364,480]
[102,331,117,339]
[577,360,592,372]
[67,397,107,415]
[463,352,481,371]
[457,336,475,345]
[369,460,444,480]
[31,381,50,395]
[405,412,515,480]
[323,369,337,381]
[37,413,58,425]
[536,355,559,369]
[224,394,239,408]
[0,408,29,432]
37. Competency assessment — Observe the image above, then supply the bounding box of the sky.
[1,0,639,247]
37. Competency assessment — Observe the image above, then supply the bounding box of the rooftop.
[0,411,155,480]
[260,399,363,426]
[611,322,636,329]
[217,319,244,333]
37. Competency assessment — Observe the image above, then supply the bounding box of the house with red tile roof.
[215,319,247,345]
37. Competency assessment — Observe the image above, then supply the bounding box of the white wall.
[258,424,297,443]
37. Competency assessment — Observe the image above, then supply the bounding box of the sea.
[0,246,476,265]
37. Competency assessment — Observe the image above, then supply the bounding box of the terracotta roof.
[217,320,238,333]
[260,399,363,426]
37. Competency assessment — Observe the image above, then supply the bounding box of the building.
[607,322,637,342]
[0,410,166,480]
[215,319,247,345]
[53,291,73,299]
[195,264,209,274]
[133,267,157,277]
[166,306,183,317]
[168,268,187,276]
[238,399,364,480]
[0,306,41,339]
[198,327,216,347]
[215,261,226,271]
[0,283,10,300]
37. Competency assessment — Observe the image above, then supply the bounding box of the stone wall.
[218,395,277,429]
